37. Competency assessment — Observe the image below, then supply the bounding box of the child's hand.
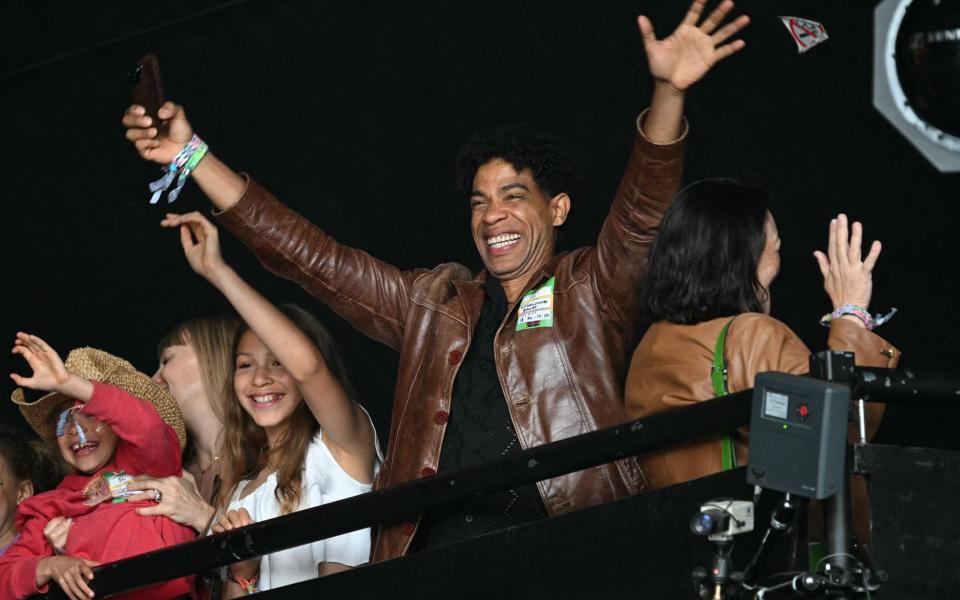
[10,333,70,392]
[43,516,73,555]
[212,508,260,586]
[36,555,99,600]
[211,507,255,533]
[161,212,229,284]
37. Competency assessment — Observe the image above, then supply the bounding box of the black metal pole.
[821,450,853,599]
[43,390,753,599]
[855,367,960,406]
[809,351,855,599]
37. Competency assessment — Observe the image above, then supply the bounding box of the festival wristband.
[148,134,208,204]
[819,304,897,330]
[227,566,259,594]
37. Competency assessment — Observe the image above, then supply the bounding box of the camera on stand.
[690,353,882,599]
[690,499,754,600]
[691,500,755,541]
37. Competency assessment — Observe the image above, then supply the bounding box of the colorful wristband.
[227,565,259,594]
[819,304,897,330]
[148,134,208,204]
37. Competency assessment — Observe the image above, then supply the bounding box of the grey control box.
[746,372,851,499]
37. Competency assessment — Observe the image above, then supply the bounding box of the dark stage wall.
[2,1,958,450]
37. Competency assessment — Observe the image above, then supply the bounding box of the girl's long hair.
[216,304,356,515]
[157,312,240,470]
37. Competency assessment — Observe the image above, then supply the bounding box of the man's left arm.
[593,0,749,322]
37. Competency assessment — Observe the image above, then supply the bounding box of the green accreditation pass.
[516,276,555,331]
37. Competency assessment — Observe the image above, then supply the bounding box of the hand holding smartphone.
[128,53,167,135]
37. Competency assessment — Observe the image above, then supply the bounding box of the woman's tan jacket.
[625,314,899,490]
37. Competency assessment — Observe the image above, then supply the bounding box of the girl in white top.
[163,211,379,597]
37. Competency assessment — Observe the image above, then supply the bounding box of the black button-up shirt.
[412,277,547,549]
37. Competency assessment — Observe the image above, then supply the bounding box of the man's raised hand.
[122,101,194,165]
[638,0,750,92]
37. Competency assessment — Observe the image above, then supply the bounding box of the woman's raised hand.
[122,101,194,165]
[814,214,882,314]
[161,212,229,282]
[638,0,750,93]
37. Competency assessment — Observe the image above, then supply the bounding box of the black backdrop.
[2,1,958,450]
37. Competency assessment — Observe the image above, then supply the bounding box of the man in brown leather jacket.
[124,0,750,562]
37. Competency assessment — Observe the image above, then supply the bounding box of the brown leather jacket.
[216,116,686,561]
[625,314,899,489]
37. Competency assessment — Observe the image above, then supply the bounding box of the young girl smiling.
[162,211,379,596]
[3,341,194,600]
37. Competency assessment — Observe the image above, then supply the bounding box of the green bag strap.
[712,318,737,471]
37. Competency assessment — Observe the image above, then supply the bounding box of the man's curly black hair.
[454,123,578,201]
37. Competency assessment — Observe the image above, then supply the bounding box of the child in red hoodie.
[1,333,196,600]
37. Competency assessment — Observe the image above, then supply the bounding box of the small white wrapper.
[780,16,829,54]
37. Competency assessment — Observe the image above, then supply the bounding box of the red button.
[401,521,415,536]
[421,466,436,477]
[434,410,449,424]
[798,404,810,418]
[448,350,463,365]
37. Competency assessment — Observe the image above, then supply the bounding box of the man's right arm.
[214,175,418,350]
[122,102,416,349]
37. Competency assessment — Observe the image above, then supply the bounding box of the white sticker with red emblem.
[780,16,829,54]
[516,276,555,331]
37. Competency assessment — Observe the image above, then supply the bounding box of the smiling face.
[470,159,569,296]
[55,410,119,474]
[233,330,302,442]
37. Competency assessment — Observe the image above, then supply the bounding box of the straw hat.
[11,347,186,449]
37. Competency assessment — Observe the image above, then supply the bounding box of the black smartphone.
[128,53,166,134]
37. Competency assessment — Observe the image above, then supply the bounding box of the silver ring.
[154,489,163,503]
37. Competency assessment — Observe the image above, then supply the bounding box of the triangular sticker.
[780,16,829,54]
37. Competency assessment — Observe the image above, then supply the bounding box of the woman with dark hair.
[625,178,899,490]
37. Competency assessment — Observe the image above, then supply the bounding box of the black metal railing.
[855,367,960,405]
[40,365,960,598]
[43,389,755,598]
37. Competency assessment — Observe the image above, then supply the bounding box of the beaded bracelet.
[148,134,208,204]
[819,304,898,330]
[226,565,259,594]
